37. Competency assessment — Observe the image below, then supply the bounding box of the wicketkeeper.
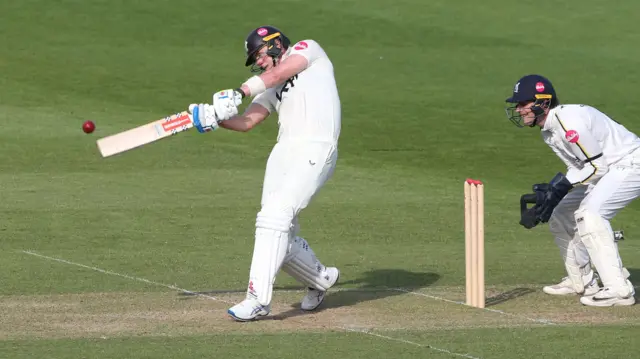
[507,74,640,306]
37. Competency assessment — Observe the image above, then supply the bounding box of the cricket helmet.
[505,74,559,127]
[244,25,291,71]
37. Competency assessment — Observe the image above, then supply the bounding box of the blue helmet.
[244,25,291,72]
[505,74,559,127]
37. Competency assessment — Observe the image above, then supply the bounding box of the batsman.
[187,26,341,321]
[507,74,640,307]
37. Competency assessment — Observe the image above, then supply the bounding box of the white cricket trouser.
[245,140,338,306]
[261,140,338,217]
[550,148,640,291]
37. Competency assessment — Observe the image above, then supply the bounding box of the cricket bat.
[96,111,193,157]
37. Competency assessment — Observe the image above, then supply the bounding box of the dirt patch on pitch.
[1,287,638,339]
[0,289,521,339]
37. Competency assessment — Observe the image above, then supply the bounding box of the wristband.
[243,75,266,97]
[235,88,247,99]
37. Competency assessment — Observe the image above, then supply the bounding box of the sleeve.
[251,90,277,113]
[548,145,578,170]
[553,111,608,185]
[287,39,325,69]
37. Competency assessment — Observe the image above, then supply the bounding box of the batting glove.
[188,103,220,133]
[213,89,243,121]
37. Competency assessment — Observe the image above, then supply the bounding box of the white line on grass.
[345,327,481,359]
[21,250,568,359]
[20,250,234,304]
[391,288,556,325]
[22,250,484,358]
[21,250,556,327]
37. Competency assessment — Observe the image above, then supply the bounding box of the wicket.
[464,178,485,308]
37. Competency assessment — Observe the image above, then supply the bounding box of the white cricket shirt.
[252,39,341,143]
[542,104,640,185]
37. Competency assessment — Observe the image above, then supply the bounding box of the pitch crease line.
[20,250,234,304]
[391,287,555,325]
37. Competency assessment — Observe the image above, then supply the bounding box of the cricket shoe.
[543,274,600,296]
[301,267,340,311]
[580,280,636,307]
[227,299,270,322]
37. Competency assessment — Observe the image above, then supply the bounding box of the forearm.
[239,54,308,97]
[219,115,252,132]
[240,72,282,98]
[566,165,607,185]
[218,103,269,132]
[565,156,608,185]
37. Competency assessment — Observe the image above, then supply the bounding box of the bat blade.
[96,111,193,157]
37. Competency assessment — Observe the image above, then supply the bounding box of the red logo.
[565,130,579,143]
[161,113,191,132]
[257,28,268,36]
[535,82,545,92]
[248,281,255,293]
[294,41,308,51]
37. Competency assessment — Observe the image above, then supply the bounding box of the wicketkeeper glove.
[535,173,574,223]
[519,183,550,229]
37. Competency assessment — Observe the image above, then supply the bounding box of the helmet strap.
[530,99,550,127]
[266,40,283,61]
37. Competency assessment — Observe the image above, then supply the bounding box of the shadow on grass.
[269,269,440,320]
[178,269,440,320]
[624,268,640,301]
[485,288,537,307]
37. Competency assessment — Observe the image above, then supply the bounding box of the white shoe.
[227,299,270,322]
[301,267,340,311]
[580,280,636,307]
[543,275,600,296]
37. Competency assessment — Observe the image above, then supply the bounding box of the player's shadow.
[267,268,440,320]
[624,268,640,300]
[485,288,537,306]
[625,267,640,280]
[178,268,440,320]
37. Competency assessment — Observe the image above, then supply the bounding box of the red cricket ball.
[82,120,95,134]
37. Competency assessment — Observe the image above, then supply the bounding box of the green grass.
[2,0,640,358]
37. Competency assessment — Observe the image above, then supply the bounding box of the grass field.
[2,0,640,358]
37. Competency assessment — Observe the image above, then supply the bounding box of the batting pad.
[247,227,289,306]
[549,216,592,292]
[282,236,333,291]
[576,209,629,293]
[564,237,591,293]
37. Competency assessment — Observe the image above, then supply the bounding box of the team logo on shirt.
[294,41,308,50]
[276,74,299,102]
[565,130,579,143]
[535,82,545,92]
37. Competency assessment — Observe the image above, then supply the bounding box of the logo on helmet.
[513,82,520,93]
[257,27,268,36]
[565,130,579,143]
[535,82,546,92]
